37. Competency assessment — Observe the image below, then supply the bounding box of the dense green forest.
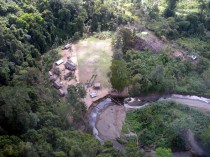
[0,0,135,156]
[1,0,210,156]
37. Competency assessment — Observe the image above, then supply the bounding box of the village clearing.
[51,37,113,108]
[50,44,79,96]
[72,37,127,141]
[74,37,113,108]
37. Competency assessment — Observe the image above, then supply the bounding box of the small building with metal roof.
[53,82,62,89]
[93,83,101,89]
[64,71,72,80]
[65,61,76,71]
[55,59,64,66]
[58,89,65,96]
[62,43,71,50]
[90,92,97,98]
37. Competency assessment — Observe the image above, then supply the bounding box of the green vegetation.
[108,0,210,155]
[110,60,129,91]
[1,0,210,156]
[126,49,210,95]
[156,147,172,157]
[124,140,145,157]
[0,0,134,156]
[124,101,210,151]
[0,0,133,86]
[201,127,210,144]
[111,27,210,95]
[109,1,210,96]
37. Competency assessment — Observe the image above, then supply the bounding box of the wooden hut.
[64,71,72,80]
[65,61,76,71]
[49,75,56,82]
[58,89,65,96]
[53,82,62,89]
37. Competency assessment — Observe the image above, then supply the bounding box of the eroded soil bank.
[89,93,210,156]
[96,105,126,140]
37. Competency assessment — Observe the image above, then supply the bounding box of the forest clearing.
[75,37,113,108]
[48,37,113,108]
[1,0,210,157]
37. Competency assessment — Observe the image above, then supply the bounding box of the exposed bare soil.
[135,30,165,53]
[96,105,126,140]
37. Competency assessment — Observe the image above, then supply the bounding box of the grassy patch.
[122,122,130,134]
[75,37,113,88]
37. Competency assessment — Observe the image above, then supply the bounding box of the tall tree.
[163,0,179,17]
[110,60,129,91]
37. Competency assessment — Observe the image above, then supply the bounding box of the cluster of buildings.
[48,43,102,99]
[49,58,76,97]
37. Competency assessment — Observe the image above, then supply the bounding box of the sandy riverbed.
[96,105,126,140]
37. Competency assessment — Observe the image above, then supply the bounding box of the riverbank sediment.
[89,93,210,156]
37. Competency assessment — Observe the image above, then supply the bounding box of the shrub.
[156,147,172,157]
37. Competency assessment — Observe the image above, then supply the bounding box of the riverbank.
[123,93,210,114]
[89,93,210,140]
[162,94,210,114]
[96,105,126,140]
[89,93,210,156]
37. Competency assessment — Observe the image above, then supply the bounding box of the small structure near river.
[189,54,197,60]
[93,83,101,89]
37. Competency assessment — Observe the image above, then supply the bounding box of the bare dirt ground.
[136,29,192,61]
[96,105,126,140]
[171,50,186,60]
[135,30,165,53]
[74,38,113,108]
